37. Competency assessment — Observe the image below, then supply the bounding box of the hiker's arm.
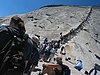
[43,63,62,70]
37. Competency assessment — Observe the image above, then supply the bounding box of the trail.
[62,7,93,43]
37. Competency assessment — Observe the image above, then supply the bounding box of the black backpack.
[61,64,71,75]
[0,25,26,75]
[54,64,71,75]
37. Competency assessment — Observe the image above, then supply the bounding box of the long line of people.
[35,34,83,75]
[39,38,61,62]
[31,37,71,75]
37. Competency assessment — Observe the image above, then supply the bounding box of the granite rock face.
[0,6,100,75]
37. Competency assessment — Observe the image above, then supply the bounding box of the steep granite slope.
[0,6,100,75]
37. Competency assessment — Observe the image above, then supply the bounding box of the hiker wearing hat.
[32,35,40,47]
[39,57,71,75]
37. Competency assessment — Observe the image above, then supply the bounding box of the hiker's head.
[10,15,26,32]
[32,35,40,45]
[55,57,62,64]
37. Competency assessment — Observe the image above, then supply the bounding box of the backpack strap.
[5,26,14,37]
[0,26,13,52]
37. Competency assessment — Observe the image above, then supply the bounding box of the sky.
[0,0,100,17]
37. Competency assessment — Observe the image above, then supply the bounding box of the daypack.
[61,64,71,75]
[0,25,26,74]
[74,60,83,71]
[54,64,71,75]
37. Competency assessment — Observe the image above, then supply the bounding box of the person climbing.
[0,15,39,75]
[39,38,48,61]
[0,15,26,75]
[60,32,63,44]
[43,43,52,62]
[24,35,40,75]
[39,57,71,75]
[47,45,56,62]
[54,40,61,49]
[60,46,66,55]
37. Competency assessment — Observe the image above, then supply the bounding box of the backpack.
[54,64,71,75]
[74,60,83,71]
[0,25,26,74]
[61,64,71,75]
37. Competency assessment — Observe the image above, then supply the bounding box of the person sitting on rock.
[39,57,71,75]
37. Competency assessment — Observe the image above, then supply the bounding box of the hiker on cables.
[0,15,39,75]
[24,35,40,74]
[39,38,48,61]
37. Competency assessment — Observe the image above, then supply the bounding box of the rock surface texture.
[0,6,100,75]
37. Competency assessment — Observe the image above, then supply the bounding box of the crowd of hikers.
[0,15,83,75]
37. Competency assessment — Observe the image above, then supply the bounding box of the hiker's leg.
[24,60,31,73]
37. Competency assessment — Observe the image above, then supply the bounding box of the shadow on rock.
[88,64,100,75]
[95,54,100,60]
[33,68,41,72]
